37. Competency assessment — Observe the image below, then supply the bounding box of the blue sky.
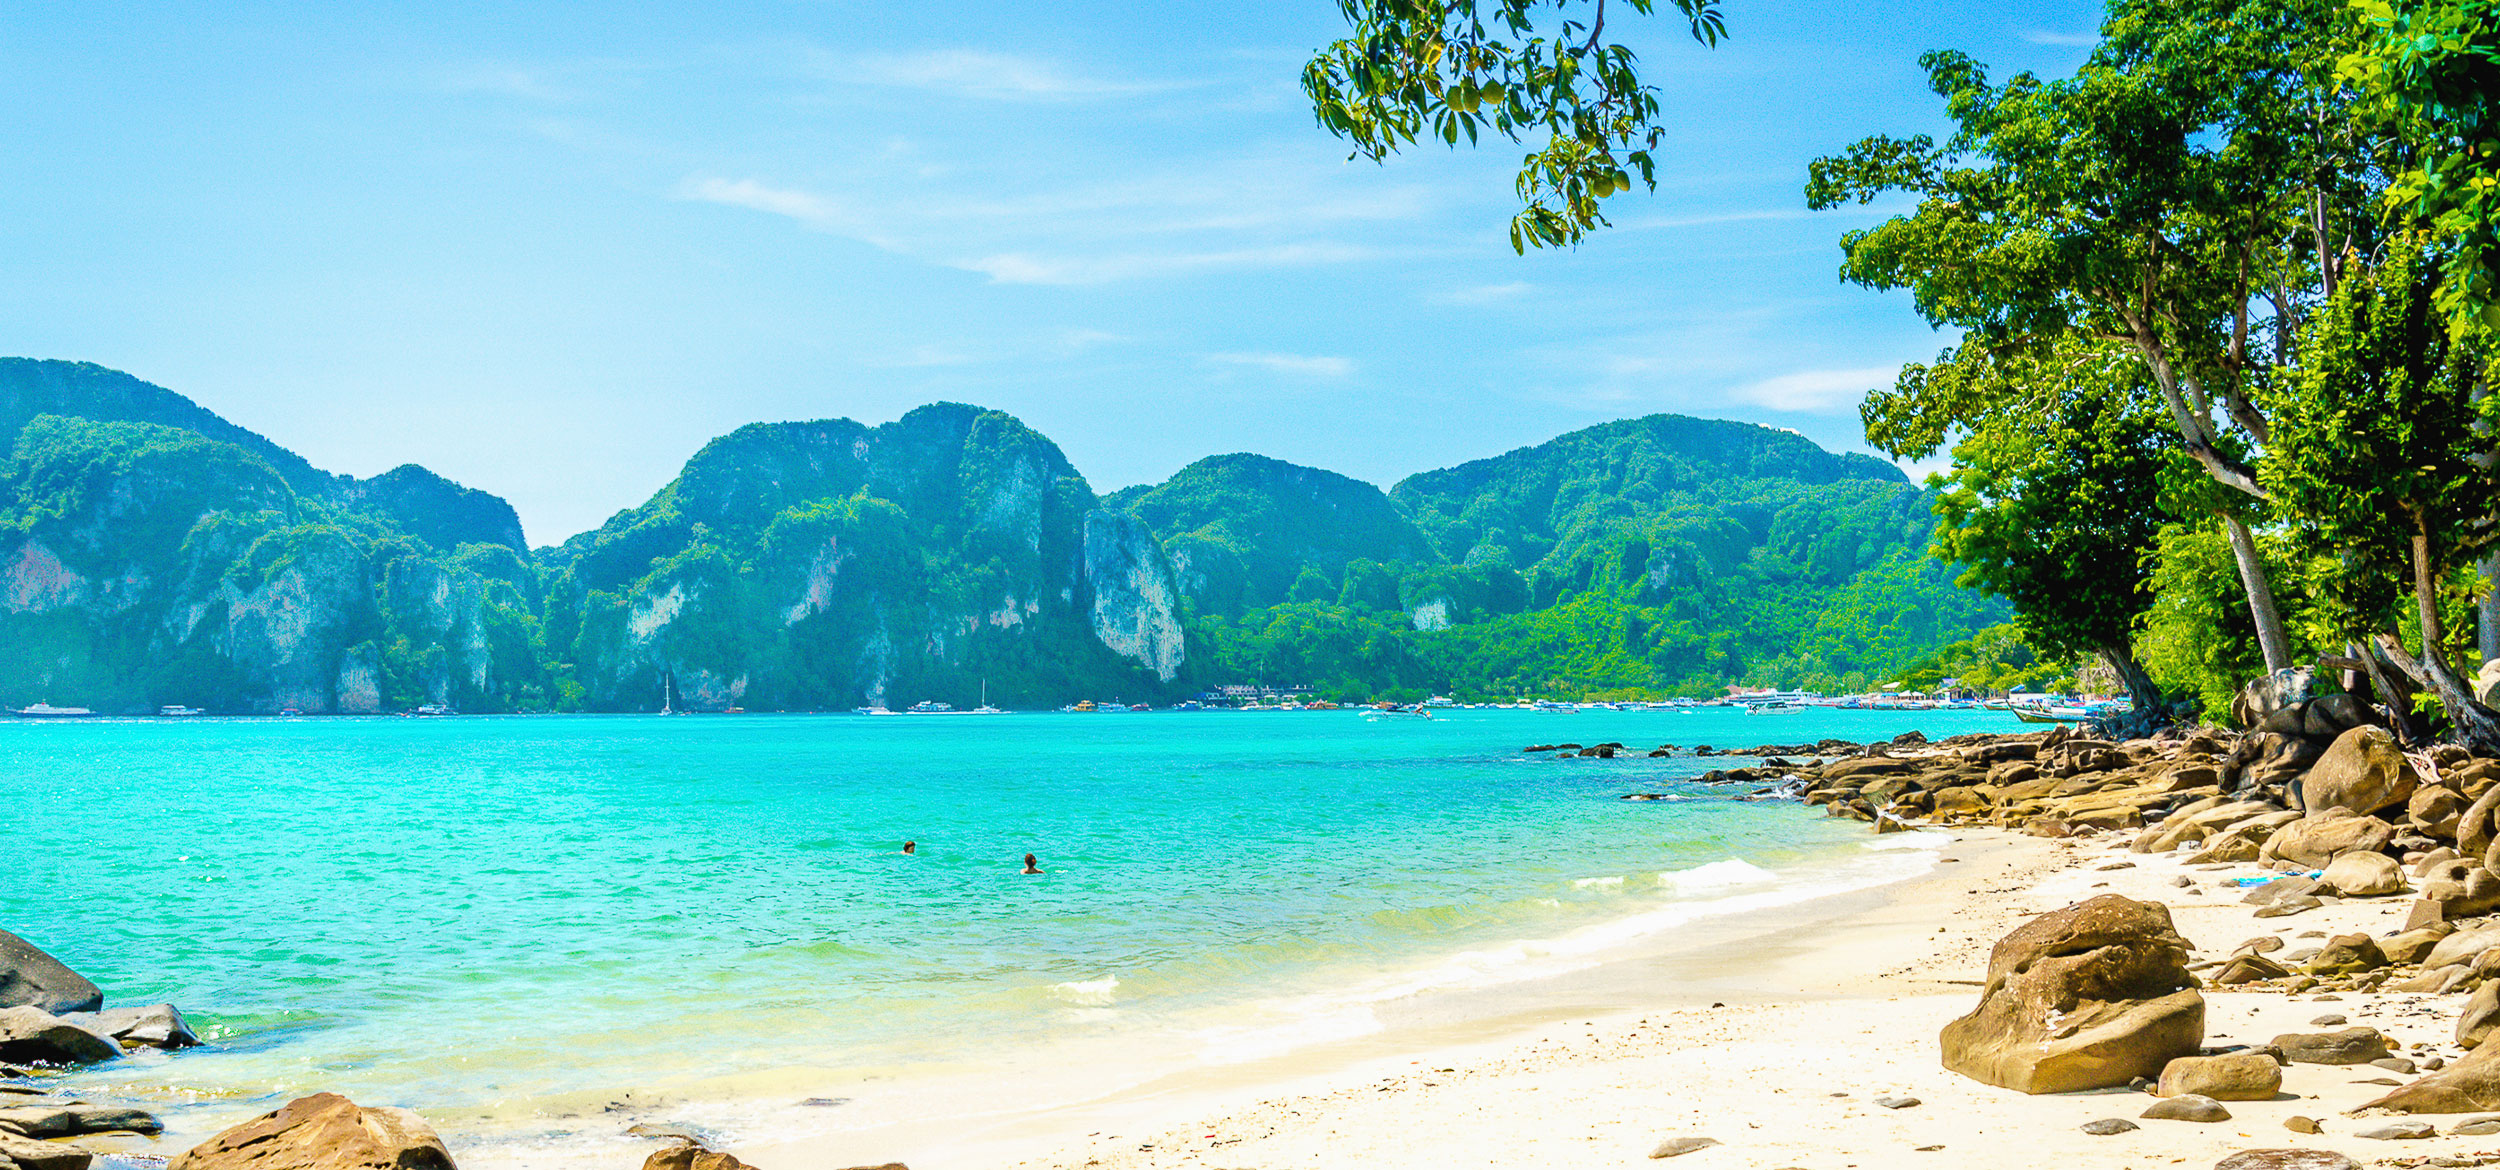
[0,1,2104,544]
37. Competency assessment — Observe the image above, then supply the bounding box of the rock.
[2283,1116,2321,1133]
[2079,1118,2139,1135]
[65,1005,197,1051]
[2269,1027,2394,1065]
[0,935,99,1017]
[2426,924,2500,968]
[0,1134,92,1170]
[2254,896,2322,919]
[1939,895,2203,1094]
[2354,1119,2437,1139]
[2156,1053,2282,1101]
[2213,1154,2356,1170]
[165,1093,454,1170]
[2413,786,2468,839]
[2318,851,2407,897]
[2262,813,2397,868]
[2466,982,2500,1049]
[2361,1039,2500,1112]
[1873,1096,1919,1109]
[0,1009,119,1067]
[2212,955,2291,984]
[2243,876,2322,906]
[2374,1056,2419,1073]
[2141,1093,2230,1121]
[642,1146,758,1170]
[0,1105,162,1137]
[2239,935,2286,954]
[2311,1014,2347,1026]
[2381,926,2450,964]
[2454,1115,2500,1135]
[1648,1137,1719,1158]
[2305,934,2388,975]
[2303,726,2420,818]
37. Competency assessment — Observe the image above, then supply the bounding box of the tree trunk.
[2223,514,2293,674]
[2409,525,2500,754]
[2357,637,2430,746]
[2099,643,2162,719]
[2481,552,2500,666]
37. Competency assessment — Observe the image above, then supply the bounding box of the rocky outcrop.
[1082,510,1183,683]
[0,932,99,1015]
[1939,895,2204,1093]
[0,1007,120,1066]
[166,1093,453,1170]
[2302,725,2418,816]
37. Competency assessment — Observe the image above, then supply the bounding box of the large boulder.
[166,1094,453,1170]
[0,933,100,1016]
[2462,981,2500,1049]
[2318,851,2407,897]
[1939,895,2204,1094]
[57,1005,197,1051]
[2362,1039,2500,1112]
[642,1145,758,1170]
[0,1007,120,1066]
[2155,1052,2282,1101]
[2261,813,2396,868]
[2302,726,2419,817]
[0,1132,94,1170]
[2270,1027,2394,1065]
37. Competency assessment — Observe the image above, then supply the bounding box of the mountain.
[0,359,2007,712]
[1111,414,2006,699]
[1103,453,1435,614]
[0,360,542,713]
[541,403,1184,712]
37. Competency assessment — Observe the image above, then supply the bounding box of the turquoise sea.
[4,708,2009,1152]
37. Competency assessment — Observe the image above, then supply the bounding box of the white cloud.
[960,242,1381,286]
[849,50,1172,102]
[1208,352,1354,377]
[1730,366,1900,412]
[2021,30,2098,47]
[1434,281,1534,305]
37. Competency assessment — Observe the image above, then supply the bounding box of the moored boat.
[14,702,94,718]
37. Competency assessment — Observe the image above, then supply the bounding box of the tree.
[2343,0,2500,331]
[2261,236,2500,749]
[1887,341,2175,714]
[1304,0,1725,251]
[1807,0,2380,674]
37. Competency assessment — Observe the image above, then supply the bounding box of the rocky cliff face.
[547,403,1186,710]
[0,361,545,713]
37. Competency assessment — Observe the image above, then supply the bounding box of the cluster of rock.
[1530,737,1866,761]
[1,930,196,1071]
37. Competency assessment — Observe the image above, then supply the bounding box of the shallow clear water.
[3,707,2008,1126]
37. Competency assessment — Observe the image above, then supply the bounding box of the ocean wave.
[1655,857,1777,891]
[1049,976,1120,1006]
[1571,876,1626,890]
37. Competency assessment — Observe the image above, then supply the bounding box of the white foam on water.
[1572,875,1626,890]
[1655,857,1778,891]
[1191,837,1953,1066]
[1049,977,1121,1007]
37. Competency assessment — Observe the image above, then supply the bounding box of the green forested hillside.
[1127,415,2006,700]
[540,403,1185,712]
[0,362,545,713]
[0,360,2008,711]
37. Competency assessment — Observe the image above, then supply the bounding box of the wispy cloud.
[1730,366,1899,412]
[678,149,1424,285]
[849,50,1174,102]
[1208,352,1353,377]
[1434,281,1535,305]
[2021,30,2099,47]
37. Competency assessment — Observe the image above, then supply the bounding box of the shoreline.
[435,826,2060,1170]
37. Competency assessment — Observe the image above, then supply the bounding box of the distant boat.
[14,703,93,718]
[1063,700,1098,713]
[2013,706,2090,724]
[970,680,1005,715]
[158,705,205,717]
[907,700,957,714]
[412,704,456,717]
[1096,702,1133,713]
[1362,706,1431,720]
[1747,702,1807,715]
[856,705,899,715]
[277,707,304,717]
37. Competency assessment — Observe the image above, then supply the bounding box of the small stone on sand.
[2283,1116,2319,1133]
[2141,1094,2230,1122]
[2080,1118,2139,1135]
[1649,1137,1719,1159]
[1874,1096,1919,1110]
[2353,1119,2435,1139]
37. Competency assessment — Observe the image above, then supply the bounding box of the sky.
[0,1,2107,545]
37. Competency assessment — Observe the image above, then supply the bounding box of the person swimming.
[901,840,916,855]
[1021,853,1043,874]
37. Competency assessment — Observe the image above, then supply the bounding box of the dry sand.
[930,830,2485,1170]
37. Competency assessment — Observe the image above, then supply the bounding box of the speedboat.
[907,701,957,714]
[158,705,206,717]
[856,705,899,715]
